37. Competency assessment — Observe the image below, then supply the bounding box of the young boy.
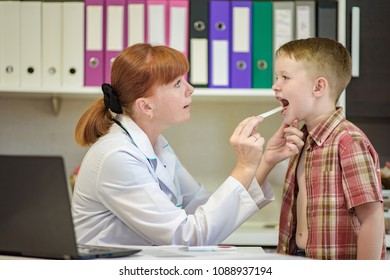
[274,38,385,259]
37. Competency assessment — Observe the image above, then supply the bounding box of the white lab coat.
[72,115,274,246]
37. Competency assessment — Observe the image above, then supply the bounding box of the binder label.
[169,7,187,53]
[128,4,145,45]
[190,39,208,85]
[211,40,229,86]
[107,6,124,51]
[147,5,165,45]
[296,6,311,39]
[86,6,103,51]
[274,9,293,51]
[233,7,250,53]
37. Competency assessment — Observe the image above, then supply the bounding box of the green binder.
[252,1,273,88]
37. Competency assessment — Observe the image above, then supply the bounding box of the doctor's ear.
[135,98,153,114]
[313,77,328,97]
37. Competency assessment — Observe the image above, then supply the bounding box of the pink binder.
[126,0,146,46]
[84,0,105,86]
[168,0,189,58]
[104,0,126,83]
[146,0,169,46]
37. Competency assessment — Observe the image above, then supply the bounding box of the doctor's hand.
[229,116,265,190]
[262,119,304,167]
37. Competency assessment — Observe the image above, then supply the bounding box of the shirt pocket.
[312,170,346,210]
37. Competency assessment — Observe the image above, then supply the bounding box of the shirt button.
[287,221,291,227]
[282,246,287,252]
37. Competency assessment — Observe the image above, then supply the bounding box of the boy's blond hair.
[275,38,352,103]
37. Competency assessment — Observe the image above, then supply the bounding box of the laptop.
[0,155,141,259]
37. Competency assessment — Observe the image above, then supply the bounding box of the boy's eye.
[174,80,181,88]
[275,75,289,80]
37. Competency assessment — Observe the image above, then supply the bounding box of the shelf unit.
[0,86,275,99]
[0,0,346,113]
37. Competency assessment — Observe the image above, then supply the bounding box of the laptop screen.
[0,155,80,258]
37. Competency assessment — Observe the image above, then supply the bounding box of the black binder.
[189,0,209,87]
[316,1,338,40]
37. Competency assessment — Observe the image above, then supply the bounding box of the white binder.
[273,1,295,53]
[20,0,42,87]
[295,1,316,40]
[42,0,63,87]
[62,0,84,88]
[0,0,21,86]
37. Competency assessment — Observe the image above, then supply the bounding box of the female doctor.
[72,43,303,246]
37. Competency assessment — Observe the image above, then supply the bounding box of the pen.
[185,246,237,252]
[258,106,283,118]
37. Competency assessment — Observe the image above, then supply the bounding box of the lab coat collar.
[115,115,157,161]
[114,115,179,200]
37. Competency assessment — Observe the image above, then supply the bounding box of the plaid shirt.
[277,108,385,259]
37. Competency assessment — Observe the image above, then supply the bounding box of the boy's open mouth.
[277,98,289,115]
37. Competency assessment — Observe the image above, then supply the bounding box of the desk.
[222,224,390,249]
[0,246,304,260]
[121,246,304,260]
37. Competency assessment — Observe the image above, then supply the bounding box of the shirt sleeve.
[340,133,383,210]
[247,178,275,209]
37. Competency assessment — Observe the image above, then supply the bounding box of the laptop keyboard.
[77,244,121,255]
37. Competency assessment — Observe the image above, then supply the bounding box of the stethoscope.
[112,118,157,169]
[112,118,167,190]
[112,118,130,137]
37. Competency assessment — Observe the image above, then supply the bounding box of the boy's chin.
[283,118,293,126]
[283,117,299,127]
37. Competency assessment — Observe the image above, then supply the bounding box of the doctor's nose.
[185,80,194,96]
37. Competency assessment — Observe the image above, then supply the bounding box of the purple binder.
[209,0,231,88]
[230,0,252,88]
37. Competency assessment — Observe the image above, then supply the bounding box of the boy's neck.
[305,106,336,132]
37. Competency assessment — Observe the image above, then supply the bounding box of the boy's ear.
[313,77,328,97]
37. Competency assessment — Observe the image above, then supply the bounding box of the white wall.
[0,96,90,177]
[0,96,287,227]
